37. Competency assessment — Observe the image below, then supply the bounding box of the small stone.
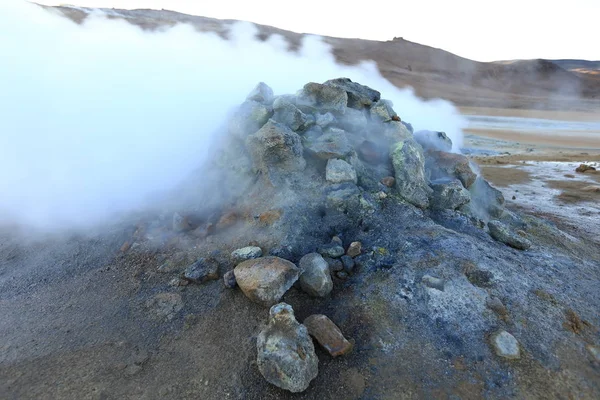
[223,270,237,288]
[172,212,191,232]
[341,255,355,274]
[318,243,345,258]
[184,258,220,283]
[370,99,397,122]
[234,257,300,306]
[488,220,532,250]
[430,179,471,210]
[426,151,477,189]
[390,139,432,208]
[422,275,445,291]
[298,253,333,297]
[381,176,395,187]
[257,303,318,392]
[324,257,344,272]
[246,119,306,174]
[231,246,263,263]
[336,271,349,280]
[377,191,388,199]
[304,314,353,357]
[246,82,274,104]
[490,330,520,359]
[347,242,362,258]
[305,129,354,160]
[325,158,358,184]
[586,345,600,362]
[331,236,343,246]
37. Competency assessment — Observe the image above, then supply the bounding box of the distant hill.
[45,5,600,111]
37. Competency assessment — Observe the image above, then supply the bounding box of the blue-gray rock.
[229,100,272,139]
[247,82,274,104]
[272,96,311,131]
[304,128,353,160]
[296,82,348,114]
[341,255,355,273]
[382,120,413,142]
[246,119,306,174]
[390,139,432,208]
[488,220,531,250]
[325,159,357,184]
[430,178,471,210]
[257,303,319,392]
[323,78,380,109]
[490,330,520,359]
[370,99,397,122]
[184,258,220,283]
[315,112,336,128]
[414,130,453,152]
[231,246,263,263]
[425,151,477,189]
[318,243,345,259]
[298,253,333,297]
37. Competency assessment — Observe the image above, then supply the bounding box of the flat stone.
[347,242,362,257]
[304,314,353,357]
[257,303,318,392]
[326,159,357,184]
[426,151,477,189]
[146,293,183,321]
[298,253,333,297]
[318,243,345,258]
[184,258,220,283]
[234,257,300,306]
[246,119,306,174]
[490,330,520,359]
[231,246,263,263]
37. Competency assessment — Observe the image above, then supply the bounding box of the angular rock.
[305,128,353,160]
[575,164,596,173]
[488,220,531,250]
[341,255,355,273]
[323,78,380,109]
[315,112,335,128]
[426,151,477,189]
[370,99,397,122]
[390,139,432,208]
[231,246,263,263]
[247,82,274,104]
[246,119,306,174]
[296,82,347,114]
[464,177,505,218]
[325,159,357,184]
[318,243,345,258]
[304,314,353,357]
[430,179,471,210]
[184,258,220,283]
[257,303,318,392]
[272,97,311,131]
[414,130,453,152]
[336,107,369,133]
[234,257,300,306]
[324,257,344,272]
[223,270,237,288]
[298,253,333,297]
[490,330,520,359]
[422,275,445,291]
[229,100,272,139]
[347,241,362,257]
[382,121,412,142]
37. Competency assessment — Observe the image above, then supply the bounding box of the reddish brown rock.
[381,176,395,187]
[347,241,362,258]
[258,209,282,226]
[575,164,596,173]
[304,314,353,357]
[234,256,300,306]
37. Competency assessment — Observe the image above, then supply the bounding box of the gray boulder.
[296,82,347,114]
[465,177,505,218]
[246,119,306,174]
[414,130,453,152]
[257,303,318,392]
[488,220,531,250]
[298,253,333,297]
[370,100,397,122]
[229,100,272,139]
[390,139,432,208]
[425,151,477,189]
[272,97,311,132]
[234,257,300,306]
[304,128,353,160]
[325,159,357,184]
[430,179,471,210]
[382,120,413,142]
[323,78,381,109]
[246,82,274,104]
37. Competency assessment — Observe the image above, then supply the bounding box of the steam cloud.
[0,2,466,231]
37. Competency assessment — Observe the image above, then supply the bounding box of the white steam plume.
[0,2,466,231]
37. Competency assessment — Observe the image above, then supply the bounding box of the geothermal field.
[0,3,599,400]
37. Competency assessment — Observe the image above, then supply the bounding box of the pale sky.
[35,0,599,62]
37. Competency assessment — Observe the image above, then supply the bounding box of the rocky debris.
[234,256,300,306]
[298,253,333,297]
[464,177,505,218]
[426,151,477,189]
[272,96,311,131]
[347,241,362,257]
[231,246,263,263]
[257,303,318,393]
[490,330,521,359]
[247,82,274,104]
[488,220,532,250]
[305,128,354,160]
[341,255,355,274]
[183,258,220,283]
[146,293,183,321]
[304,314,353,357]
[296,82,347,114]
[390,139,432,208]
[381,176,395,187]
[318,243,345,258]
[172,212,191,232]
[430,179,471,210]
[223,270,237,288]
[246,119,306,175]
[575,164,596,173]
[229,100,272,139]
[414,130,453,152]
[370,99,397,122]
[323,77,380,109]
[422,275,445,291]
[325,158,357,184]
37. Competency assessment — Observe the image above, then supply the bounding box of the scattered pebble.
[223,270,237,288]
[381,176,395,187]
[298,253,333,297]
[346,241,362,258]
[490,330,520,359]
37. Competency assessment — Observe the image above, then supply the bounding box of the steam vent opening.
[3,3,600,400]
